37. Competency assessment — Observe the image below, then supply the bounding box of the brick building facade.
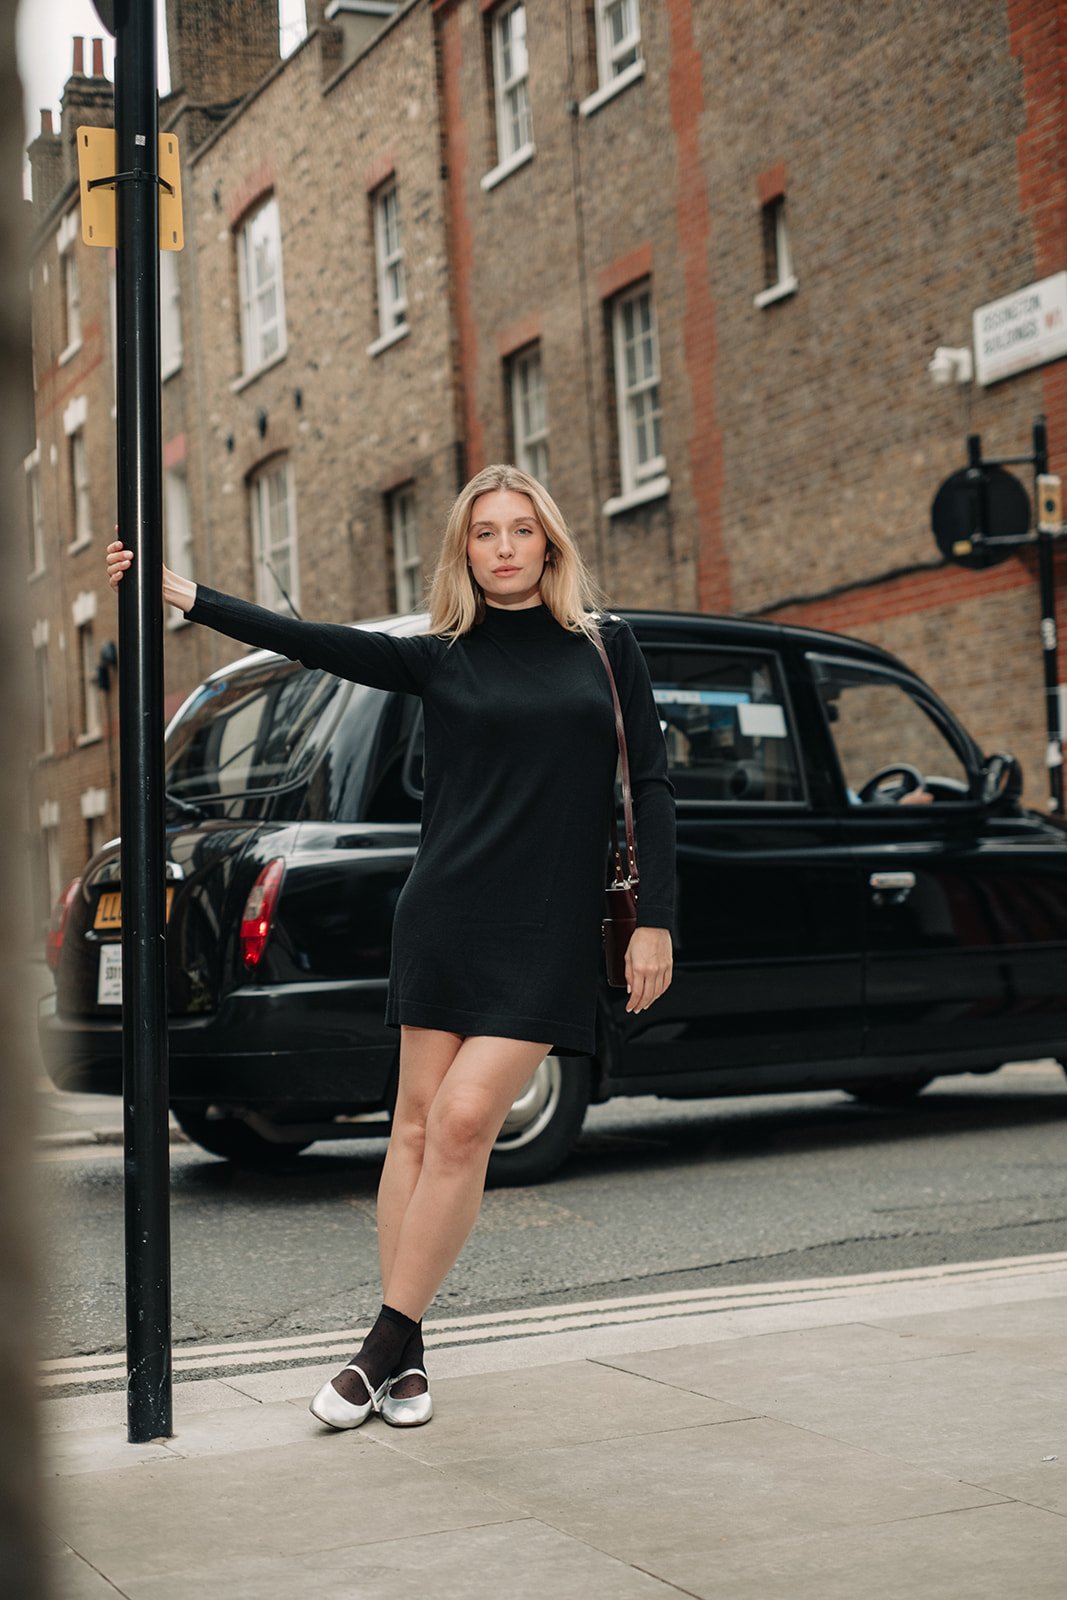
[24,0,1067,928]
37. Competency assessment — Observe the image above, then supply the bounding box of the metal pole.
[114,0,172,1442]
[1032,418,1064,816]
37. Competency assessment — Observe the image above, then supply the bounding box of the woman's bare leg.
[376,1025,464,1293]
[382,1035,551,1321]
[327,1033,548,1408]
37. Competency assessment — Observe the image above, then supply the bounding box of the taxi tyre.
[172,1105,312,1166]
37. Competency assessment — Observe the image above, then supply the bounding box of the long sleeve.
[605,619,677,935]
[184,584,442,696]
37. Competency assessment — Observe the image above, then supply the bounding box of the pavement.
[39,1251,1067,1600]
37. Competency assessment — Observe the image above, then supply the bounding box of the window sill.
[603,474,671,517]
[27,566,47,585]
[579,59,646,119]
[67,534,92,555]
[166,611,191,631]
[58,338,83,368]
[162,357,183,383]
[367,322,410,359]
[230,346,288,394]
[76,732,103,749]
[481,142,536,192]
[754,275,798,309]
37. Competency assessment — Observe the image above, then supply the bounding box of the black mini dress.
[185,587,676,1056]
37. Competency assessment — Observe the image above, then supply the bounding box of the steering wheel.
[857,762,925,804]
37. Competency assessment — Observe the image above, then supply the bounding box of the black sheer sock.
[332,1304,418,1405]
[389,1320,428,1400]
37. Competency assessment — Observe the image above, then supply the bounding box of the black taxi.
[38,607,1067,1182]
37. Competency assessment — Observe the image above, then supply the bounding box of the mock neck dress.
[183,586,676,1057]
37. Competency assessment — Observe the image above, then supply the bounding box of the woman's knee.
[424,1092,497,1168]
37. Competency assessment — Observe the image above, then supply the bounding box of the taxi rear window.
[165,660,346,812]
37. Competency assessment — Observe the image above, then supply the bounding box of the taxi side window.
[645,647,804,803]
[809,655,971,804]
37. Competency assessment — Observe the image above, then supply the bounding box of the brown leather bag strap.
[591,622,639,886]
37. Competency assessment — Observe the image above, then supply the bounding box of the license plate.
[94,886,175,932]
[97,943,123,1006]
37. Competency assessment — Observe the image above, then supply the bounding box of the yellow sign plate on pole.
[76,126,184,251]
[158,132,184,251]
[77,126,117,247]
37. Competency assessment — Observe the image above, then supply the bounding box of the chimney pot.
[92,38,104,78]
[72,37,84,76]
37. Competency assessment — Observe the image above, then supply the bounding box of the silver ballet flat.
[380,1367,433,1428]
[309,1362,389,1430]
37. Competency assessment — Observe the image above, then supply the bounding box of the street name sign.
[973,272,1067,386]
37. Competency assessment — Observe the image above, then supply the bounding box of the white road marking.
[42,1249,1067,1389]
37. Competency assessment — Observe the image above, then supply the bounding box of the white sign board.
[973,272,1067,386]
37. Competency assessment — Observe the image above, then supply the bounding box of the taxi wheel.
[847,1077,933,1107]
[485,1055,590,1187]
[172,1106,312,1166]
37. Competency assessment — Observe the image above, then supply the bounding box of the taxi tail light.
[46,877,82,972]
[239,859,285,970]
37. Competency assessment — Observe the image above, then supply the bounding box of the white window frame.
[25,445,45,577]
[607,281,668,512]
[237,196,287,378]
[388,484,422,614]
[65,400,92,551]
[509,344,549,487]
[160,248,183,378]
[369,179,408,353]
[73,591,102,743]
[58,209,82,363]
[40,804,62,912]
[582,0,644,115]
[81,787,109,861]
[250,458,299,614]
[754,196,798,308]
[484,3,534,189]
[33,630,54,756]
[164,466,194,629]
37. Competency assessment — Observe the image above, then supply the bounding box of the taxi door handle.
[869,870,915,903]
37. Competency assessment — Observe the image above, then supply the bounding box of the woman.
[106,463,675,1430]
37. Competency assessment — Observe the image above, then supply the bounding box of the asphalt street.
[36,1060,1067,1387]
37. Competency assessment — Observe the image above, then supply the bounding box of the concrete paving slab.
[118,1517,682,1600]
[161,1397,327,1459]
[370,1358,753,1465]
[650,1348,1067,1483]
[451,1415,1004,1575]
[44,1435,515,1586]
[645,1500,1067,1600]
[875,1294,1067,1343]
[971,1462,1067,1516]
[597,1321,977,1397]
[226,1365,331,1404]
[44,1427,178,1478]
[39,1378,259,1434]
[875,1297,1067,1373]
[48,1537,128,1600]
[47,1399,327,1466]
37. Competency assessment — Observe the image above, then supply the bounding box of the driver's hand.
[899,788,934,806]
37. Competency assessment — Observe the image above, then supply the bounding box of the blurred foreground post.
[0,0,48,1590]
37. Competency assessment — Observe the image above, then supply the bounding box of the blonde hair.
[424,464,610,643]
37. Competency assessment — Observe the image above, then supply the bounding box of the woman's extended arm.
[106,541,440,696]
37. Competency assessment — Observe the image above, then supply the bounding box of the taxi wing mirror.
[979,751,1023,807]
